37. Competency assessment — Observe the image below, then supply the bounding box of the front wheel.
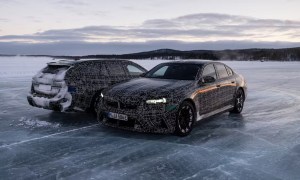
[90,91,102,115]
[175,101,196,136]
[230,89,245,114]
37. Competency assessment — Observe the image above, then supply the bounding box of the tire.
[97,110,104,124]
[90,91,102,115]
[230,88,245,114]
[175,101,196,136]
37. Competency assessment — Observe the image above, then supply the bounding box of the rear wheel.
[175,101,196,136]
[230,89,245,114]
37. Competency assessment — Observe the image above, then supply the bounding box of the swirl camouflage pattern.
[27,59,147,112]
[97,60,247,136]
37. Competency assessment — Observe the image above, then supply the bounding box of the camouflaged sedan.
[97,60,247,136]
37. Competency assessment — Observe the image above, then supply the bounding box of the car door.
[94,61,110,89]
[214,63,237,108]
[196,63,219,115]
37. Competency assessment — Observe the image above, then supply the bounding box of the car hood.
[104,78,195,99]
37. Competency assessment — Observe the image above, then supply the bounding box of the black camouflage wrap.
[27,59,146,112]
[97,61,247,134]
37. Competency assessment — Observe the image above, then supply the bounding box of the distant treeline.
[9,47,300,61]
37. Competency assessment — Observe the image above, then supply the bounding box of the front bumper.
[98,98,179,134]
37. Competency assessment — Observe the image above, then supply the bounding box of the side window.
[127,64,144,75]
[202,64,217,79]
[86,63,108,76]
[152,66,168,77]
[99,64,109,76]
[225,66,233,76]
[215,64,229,79]
[106,63,126,76]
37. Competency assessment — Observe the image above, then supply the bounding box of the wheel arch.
[236,86,246,99]
[89,88,105,109]
[181,98,196,109]
[180,98,197,119]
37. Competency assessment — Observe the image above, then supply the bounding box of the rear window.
[215,64,229,79]
[107,63,126,76]
[87,64,109,76]
[202,64,217,79]
[42,65,69,74]
[225,66,233,76]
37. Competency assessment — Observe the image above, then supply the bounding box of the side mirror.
[200,76,216,84]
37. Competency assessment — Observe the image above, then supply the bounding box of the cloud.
[0,0,20,4]
[1,40,300,56]
[55,0,88,6]
[0,25,240,42]
[1,13,300,43]
[0,18,9,22]
[52,0,101,17]
[0,13,300,55]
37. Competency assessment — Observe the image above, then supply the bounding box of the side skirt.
[196,105,234,121]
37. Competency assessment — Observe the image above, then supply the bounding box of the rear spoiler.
[47,60,75,66]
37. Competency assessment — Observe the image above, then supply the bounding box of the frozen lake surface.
[1,57,300,179]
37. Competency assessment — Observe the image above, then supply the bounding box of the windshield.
[145,63,202,80]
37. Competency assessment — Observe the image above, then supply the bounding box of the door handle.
[216,84,221,88]
[231,81,235,84]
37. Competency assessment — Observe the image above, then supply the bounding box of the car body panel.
[27,59,147,112]
[97,60,247,134]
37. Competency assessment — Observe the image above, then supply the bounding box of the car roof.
[47,59,131,66]
[163,60,214,65]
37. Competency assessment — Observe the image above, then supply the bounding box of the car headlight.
[146,98,167,104]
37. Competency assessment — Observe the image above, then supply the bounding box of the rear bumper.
[27,92,72,112]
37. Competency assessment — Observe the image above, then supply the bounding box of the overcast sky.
[1,0,300,55]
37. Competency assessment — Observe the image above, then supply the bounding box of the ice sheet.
[0,57,300,179]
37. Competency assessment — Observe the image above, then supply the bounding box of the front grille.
[120,102,138,109]
[106,117,136,128]
[105,100,138,110]
[119,118,135,127]
[106,100,118,108]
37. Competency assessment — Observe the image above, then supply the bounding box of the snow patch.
[17,117,60,128]
[31,96,49,107]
